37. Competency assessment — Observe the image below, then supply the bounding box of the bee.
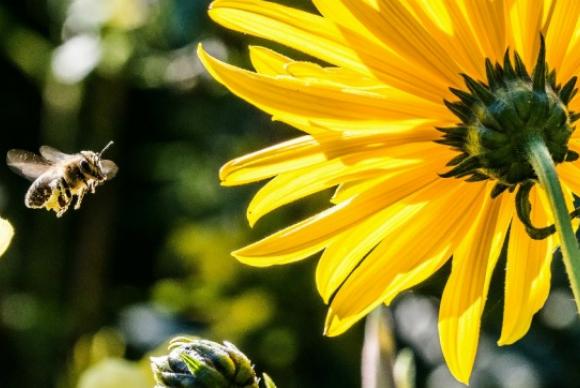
[6,141,118,217]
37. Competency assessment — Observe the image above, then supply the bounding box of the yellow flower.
[198,0,580,383]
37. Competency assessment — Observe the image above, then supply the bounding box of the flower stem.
[527,137,580,313]
[362,307,395,388]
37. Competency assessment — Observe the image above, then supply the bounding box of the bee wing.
[6,149,52,181]
[39,145,72,162]
[101,159,118,179]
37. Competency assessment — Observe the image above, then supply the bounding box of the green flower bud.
[151,338,259,388]
[439,36,578,190]
[438,35,580,240]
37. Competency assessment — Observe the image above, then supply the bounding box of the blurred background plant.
[0,0,579,387]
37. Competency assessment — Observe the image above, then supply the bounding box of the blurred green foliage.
[0,1,579,388]
[0,0,360,387]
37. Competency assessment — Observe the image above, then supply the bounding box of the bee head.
[80,141,117,181]
[79,152,102,179]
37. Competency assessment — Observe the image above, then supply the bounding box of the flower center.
[439,37,579,239]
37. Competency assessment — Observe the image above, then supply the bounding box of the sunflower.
[198,0,580,383]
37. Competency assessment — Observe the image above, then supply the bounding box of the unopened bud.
[151,337,259,388]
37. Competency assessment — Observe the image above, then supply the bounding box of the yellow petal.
[557,161,580,195]
[249,46,388,91]
[315,150,453,302]
[209,0,450,102]
[506,0,545,67]
[336,0,462,87]
[314,0,462,103]
[561,184,580,231]
[438,191,512,384]
[544,0,580,73]
[313,0,383,45]
[331,174,393,204]
[0,217,13,257]
[247,141,442,226]
[248,46,293,76]
[404,0,455,36]
[558,37,580,82]
[198,47,450,128]
[209,0,374,75]
[462,0,507,62]
[220,124,441,187]
[316,188,430,303]
[326,180,489,334]
[499,186,553,345]
[233,158,449,266]
[568,139,580,150]
[442,1,489,79]
[220,136,328,186]
[324,307,368,337]
[410,1,489,78]
[284,62,385,90]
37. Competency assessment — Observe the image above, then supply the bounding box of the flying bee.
[6,141,118,217]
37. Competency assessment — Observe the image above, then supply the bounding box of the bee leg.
[74,189,87,210]
[56,179,72,217]
[56,196,70,217]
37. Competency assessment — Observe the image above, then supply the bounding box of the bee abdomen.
[25,181,53,208]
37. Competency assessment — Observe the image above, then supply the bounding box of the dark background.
[0,1,578,387]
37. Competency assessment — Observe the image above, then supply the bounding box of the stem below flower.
[527,137,580,313]
[362,307,395,388]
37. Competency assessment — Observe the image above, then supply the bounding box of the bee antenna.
[98,141,114,158]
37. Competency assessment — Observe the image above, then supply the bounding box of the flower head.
[198,0,580,383]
